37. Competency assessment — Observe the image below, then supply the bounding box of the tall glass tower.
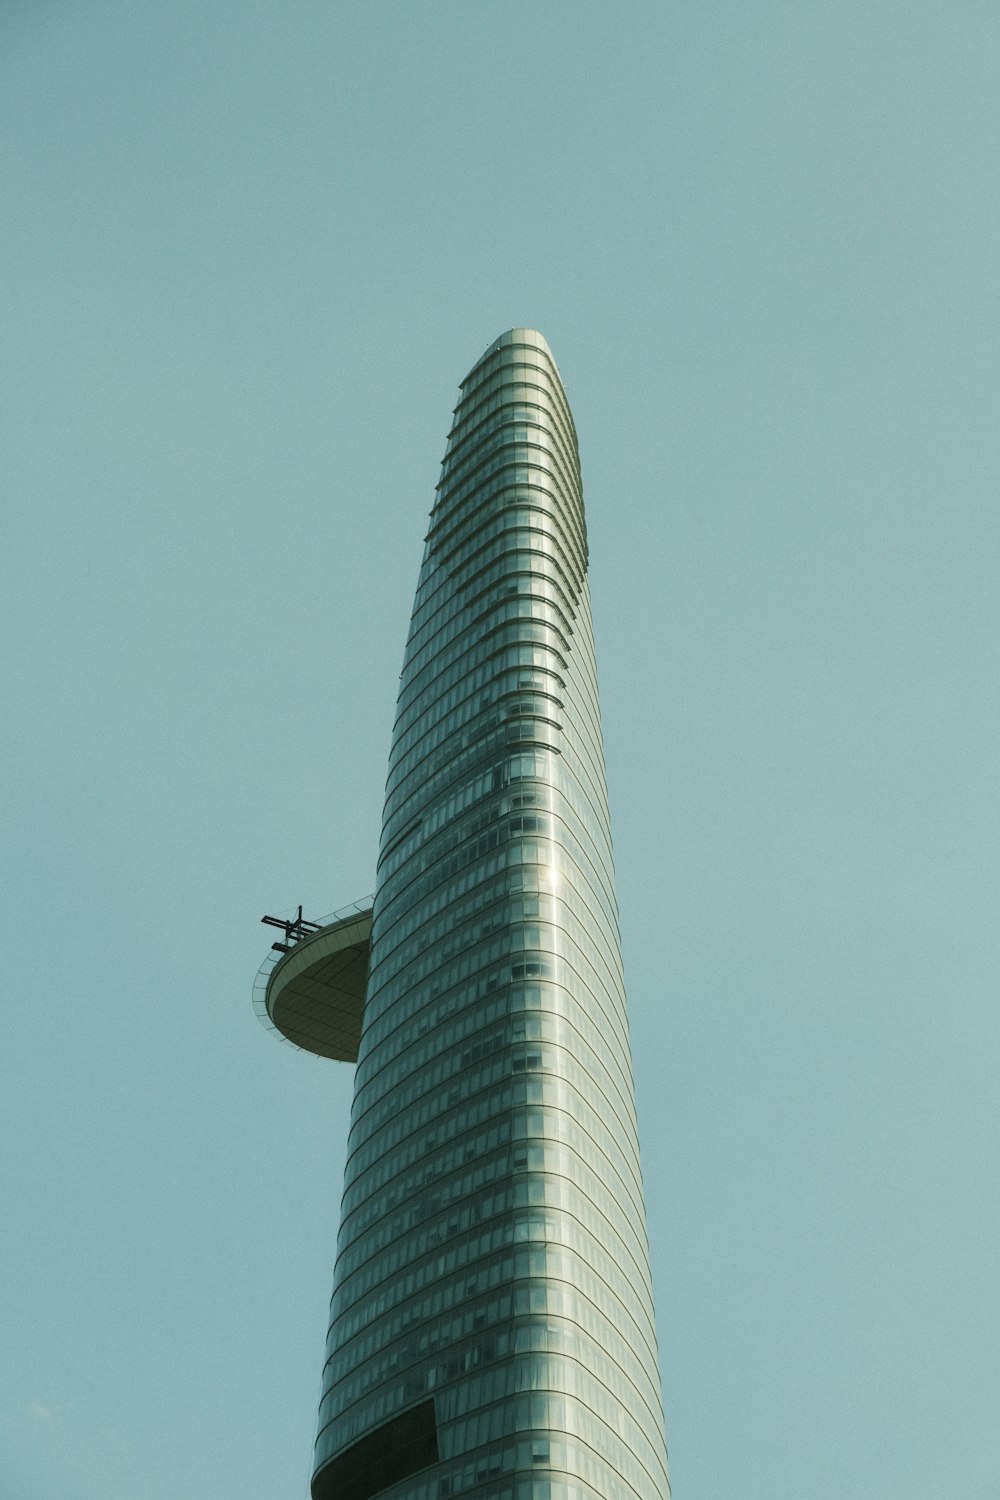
[257,330,669,1500]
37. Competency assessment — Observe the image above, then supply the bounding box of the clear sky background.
[2,4,998,1498]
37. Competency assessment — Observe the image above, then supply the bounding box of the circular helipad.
[258,907,372,1061]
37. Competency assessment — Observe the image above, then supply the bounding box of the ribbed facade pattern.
[313,330,669,1500]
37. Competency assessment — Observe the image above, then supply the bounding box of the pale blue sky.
[2,4,998,1498]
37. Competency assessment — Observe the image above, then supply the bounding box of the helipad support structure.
[257,331,669,1500]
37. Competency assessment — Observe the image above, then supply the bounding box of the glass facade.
[312,330,669,1500]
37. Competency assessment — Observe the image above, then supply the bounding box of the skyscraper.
[257,330,669,1500]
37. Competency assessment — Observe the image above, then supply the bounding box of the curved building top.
[459,327,556,388]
